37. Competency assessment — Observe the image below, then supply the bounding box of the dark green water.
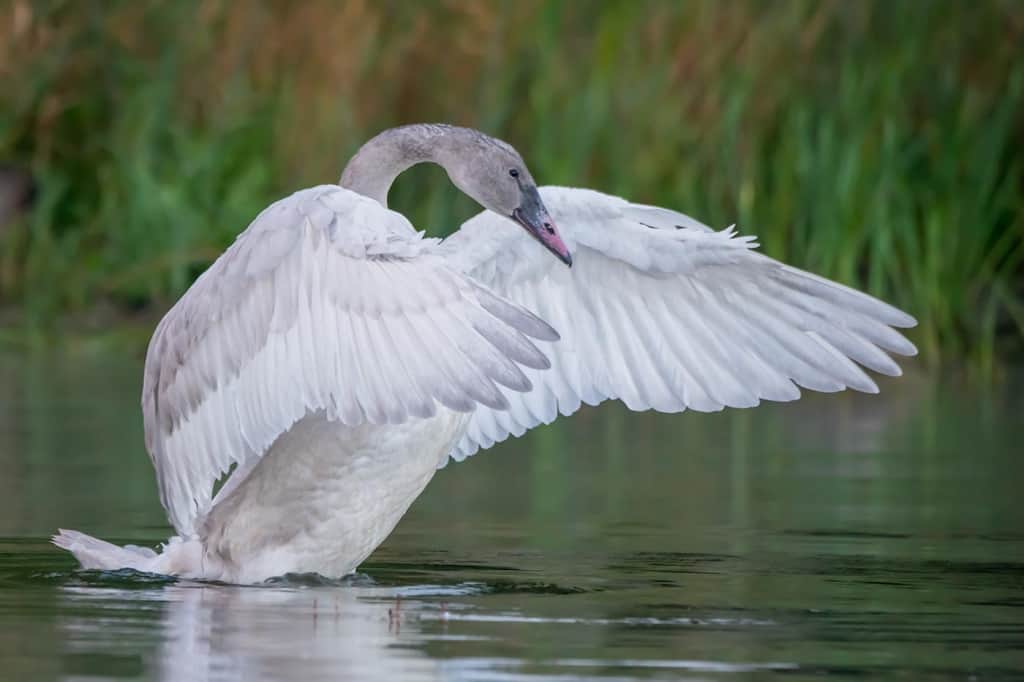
[0,350,1021,681]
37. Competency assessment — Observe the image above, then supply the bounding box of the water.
[0,349,1021,680]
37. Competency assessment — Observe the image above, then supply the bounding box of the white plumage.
[54,125,916,583]
[141,186,555,537]
[444,187,915,461]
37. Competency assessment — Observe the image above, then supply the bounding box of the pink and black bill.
[511,184,573,267]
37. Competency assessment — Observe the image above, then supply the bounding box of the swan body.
[54,125,917,583]
[200,408,470,583]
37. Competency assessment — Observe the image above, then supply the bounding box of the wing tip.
[893,312,918,329]
[472,282,561,342]
[857,380,881,395]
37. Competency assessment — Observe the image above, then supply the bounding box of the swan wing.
[143,185,557,534]
[442,186,917,463]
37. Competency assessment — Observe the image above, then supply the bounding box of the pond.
[0,349,1021,680]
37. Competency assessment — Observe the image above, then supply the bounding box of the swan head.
[444,135,573,267]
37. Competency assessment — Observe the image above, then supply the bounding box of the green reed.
[1,1,1020,373]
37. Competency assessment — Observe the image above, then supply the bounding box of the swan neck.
[339,124,458,208]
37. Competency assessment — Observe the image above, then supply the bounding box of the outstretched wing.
[143,185,557,535]
[441,186,917,463]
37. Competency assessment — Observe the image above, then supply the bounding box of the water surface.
[0,350,1021,680]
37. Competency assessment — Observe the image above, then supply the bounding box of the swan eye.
[509,168,519,178]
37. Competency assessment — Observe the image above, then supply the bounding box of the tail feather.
[52,528,203,576]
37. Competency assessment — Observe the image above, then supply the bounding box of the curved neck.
[339,124,459,207]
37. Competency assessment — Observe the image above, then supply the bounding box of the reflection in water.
[58,580,441,681]
[51,574,810,681]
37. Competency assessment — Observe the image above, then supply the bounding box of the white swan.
[54,124,916,583]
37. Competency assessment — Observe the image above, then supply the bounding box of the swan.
[54,124,917,583]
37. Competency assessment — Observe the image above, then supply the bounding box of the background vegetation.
[1,1,1021,374]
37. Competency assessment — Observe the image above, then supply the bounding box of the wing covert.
[443,186,917,463]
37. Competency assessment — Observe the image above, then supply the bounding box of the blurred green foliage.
[0,1,1021,372]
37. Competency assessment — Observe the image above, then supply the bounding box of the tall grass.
[1,1,1021,372]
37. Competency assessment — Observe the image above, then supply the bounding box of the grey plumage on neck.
[339,123,526,209]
